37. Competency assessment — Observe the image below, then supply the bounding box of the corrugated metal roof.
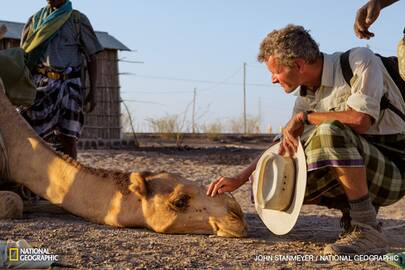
[0,19,130,51]
[94,31,129,51]
[0,20,22,40]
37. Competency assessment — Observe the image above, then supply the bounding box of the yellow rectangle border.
[8,247,19,262]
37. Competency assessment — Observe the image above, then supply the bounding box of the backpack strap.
[339,49,405,121]
[340,49,353,87]
[381,96,405,121]
[376,54,405,103]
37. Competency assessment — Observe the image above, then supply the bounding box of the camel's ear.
[129,172,148,199]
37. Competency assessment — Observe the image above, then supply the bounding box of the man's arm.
[207,155,260,197]
[77,12,103,113]
[85,54,98,113]
[306,110,373,134]
[279,110,373,157]
[354,0,400,39]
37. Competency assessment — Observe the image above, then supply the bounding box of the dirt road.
[1,145,404,269]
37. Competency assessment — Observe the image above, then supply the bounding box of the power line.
[118,56,144,64]
[122,89,194,94]
[126,73,277,88]
[120,67,246,95]
[199,66,243,91]
[121,99,167,106]
[119,60,145,64]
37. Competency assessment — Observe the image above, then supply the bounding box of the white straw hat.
[252,140,307,235]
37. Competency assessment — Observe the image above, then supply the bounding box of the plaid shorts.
[20,74,84,140]
[303,120,405,207]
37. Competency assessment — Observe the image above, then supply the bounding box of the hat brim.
[252,140,307,235]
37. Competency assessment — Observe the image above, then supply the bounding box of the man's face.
[266,56,300,93]
[47,0,66,9]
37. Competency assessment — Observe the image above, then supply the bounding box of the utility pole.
[192,88,196,133]
[243,62,247,134]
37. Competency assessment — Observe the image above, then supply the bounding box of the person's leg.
[332,166,378,227]
[303,121,404,255]
[20,75,62,140]
[332,167,368,200]
[304,121,404,207]
[58,134,77,160]
[57,78,83,161]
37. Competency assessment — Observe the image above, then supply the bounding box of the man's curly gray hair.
[257,24,320,67]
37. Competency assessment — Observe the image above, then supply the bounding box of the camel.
[0,83,246,237]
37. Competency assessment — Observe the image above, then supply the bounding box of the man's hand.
[206,176,245,197]
[86,55,98,113]
[279,112,305,157]
[84,90,96,113]
[354,0,382,39]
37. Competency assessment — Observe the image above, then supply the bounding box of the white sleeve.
[346,47,383,121]
[292,95,310,116]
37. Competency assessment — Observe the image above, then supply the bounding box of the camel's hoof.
[0,191,23,219]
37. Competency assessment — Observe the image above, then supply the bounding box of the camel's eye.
[171,194,190,210]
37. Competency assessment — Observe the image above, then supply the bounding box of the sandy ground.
[1,143,404,269]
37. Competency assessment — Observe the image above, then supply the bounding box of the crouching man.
[208,24,405,255]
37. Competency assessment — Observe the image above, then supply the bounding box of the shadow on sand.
[245,213,405,251]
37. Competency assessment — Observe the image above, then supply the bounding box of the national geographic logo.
[1,240,58,269]
[8,247,19,262]
[7,247,58,263]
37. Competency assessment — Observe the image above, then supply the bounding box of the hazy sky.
[3,0,405,132]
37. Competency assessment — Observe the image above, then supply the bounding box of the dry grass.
[201,121,223,140]
[229,115,261,134]
[146,115,185,145]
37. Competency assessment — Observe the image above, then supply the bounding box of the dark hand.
[84,91,96,113]
[354,0,381,39]
[279,113,305,157]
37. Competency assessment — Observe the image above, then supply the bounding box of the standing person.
[354,0,405,81]
[20,0,103,159]
[207,25,405,255]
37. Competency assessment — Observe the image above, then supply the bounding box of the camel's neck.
[0,86,144,227]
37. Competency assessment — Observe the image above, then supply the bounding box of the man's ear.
[295,59,306,73]
[129,172,148,199]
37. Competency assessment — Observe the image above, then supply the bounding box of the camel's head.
[124,171,247,237]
